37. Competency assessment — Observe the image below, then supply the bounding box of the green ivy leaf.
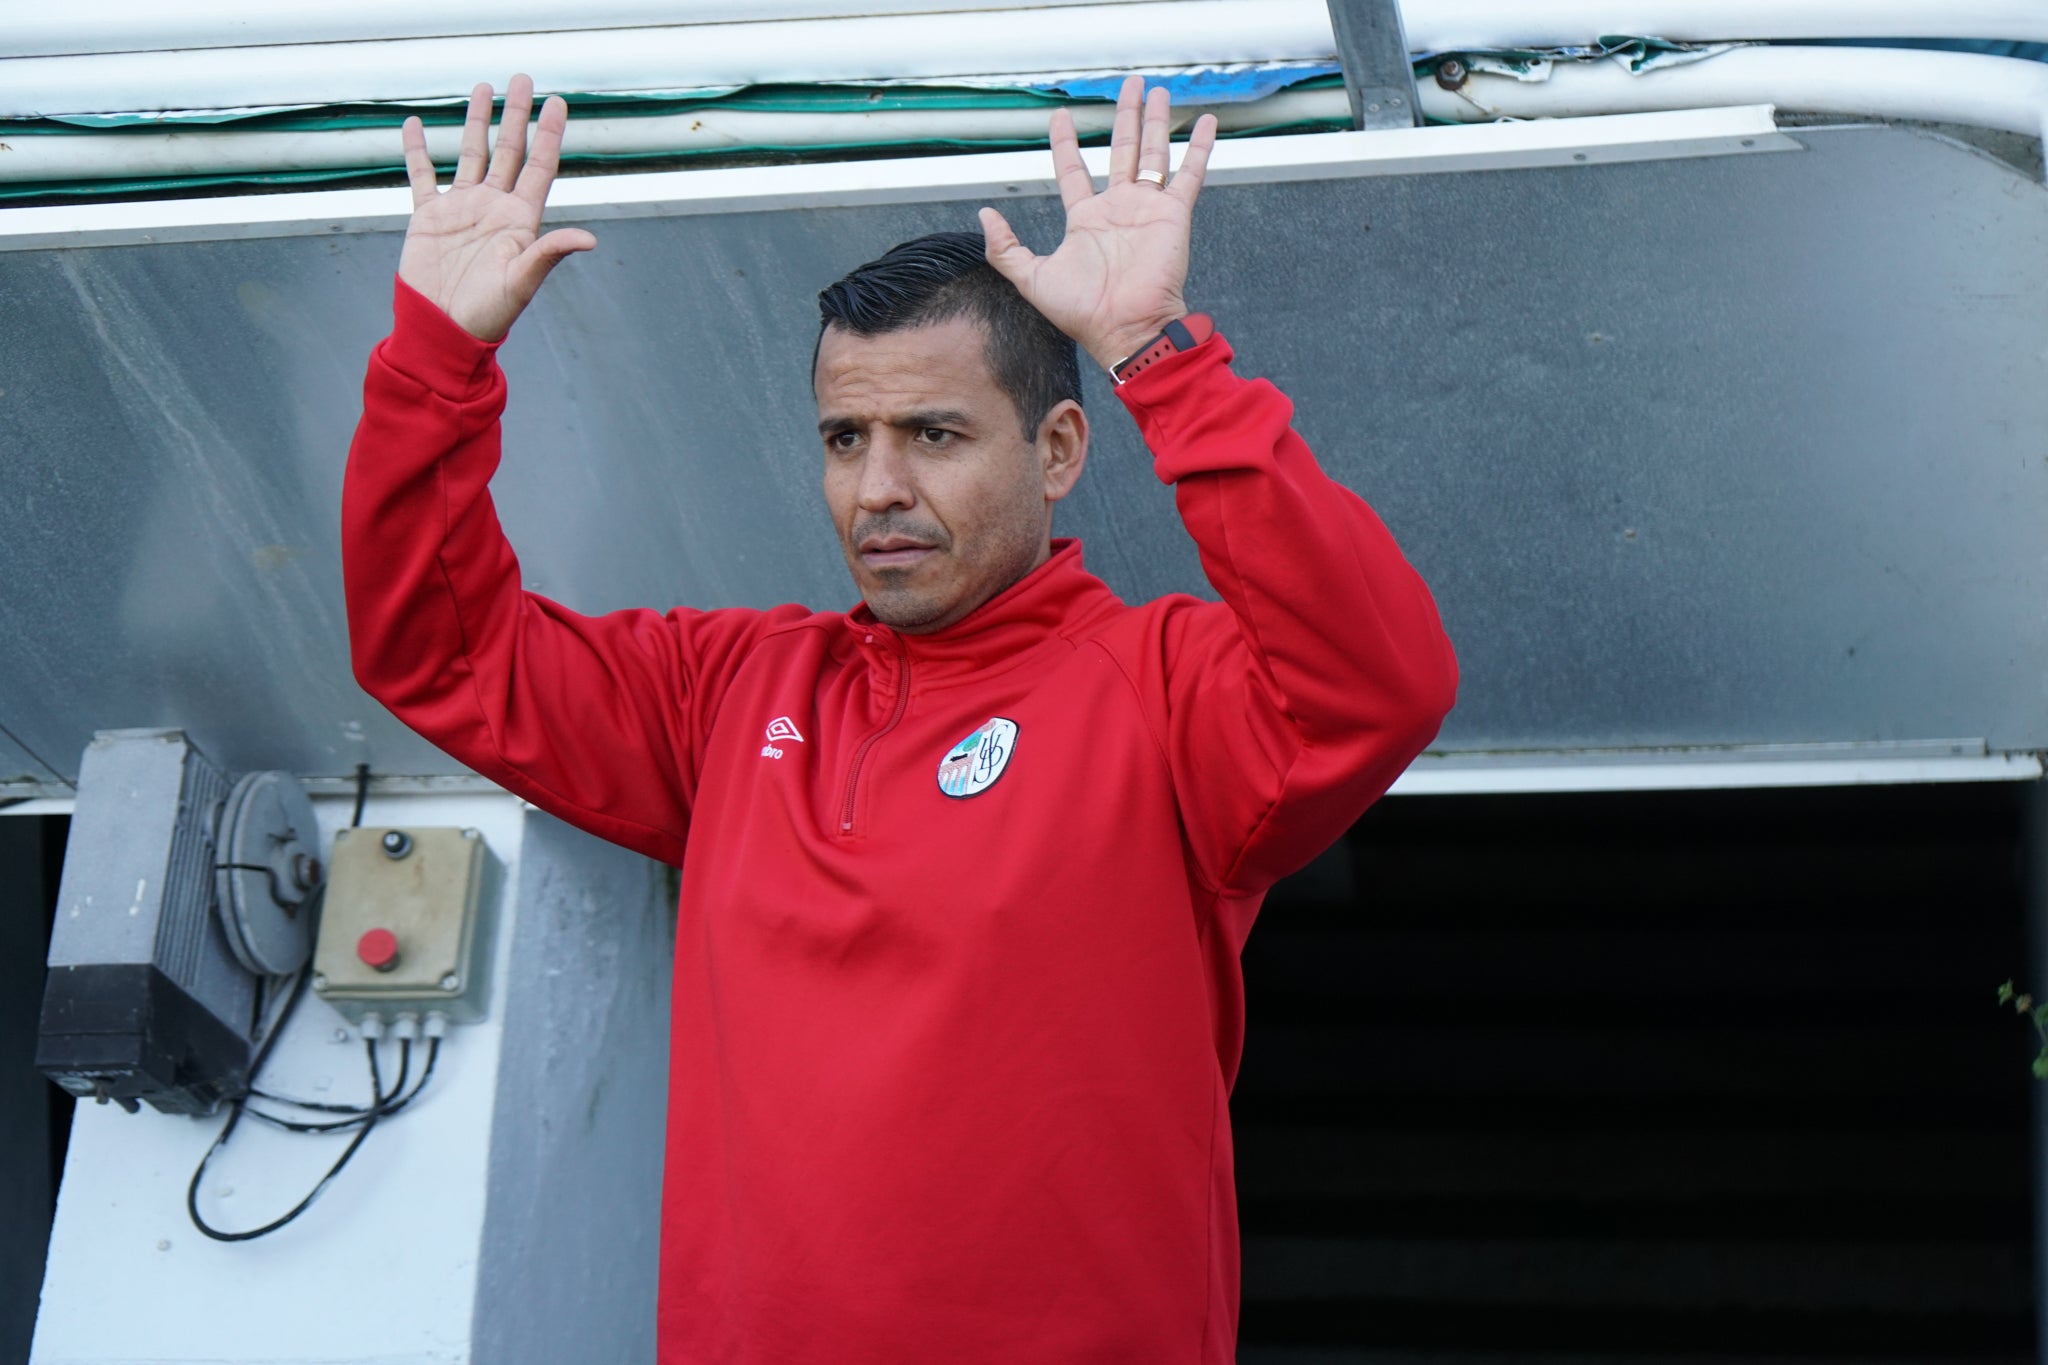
[1999,980,2016,1005]
[2031,1053,2048,1081]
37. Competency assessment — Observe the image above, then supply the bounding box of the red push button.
[357,928,400,972]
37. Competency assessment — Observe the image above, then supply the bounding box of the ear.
[1037,400,1089,504]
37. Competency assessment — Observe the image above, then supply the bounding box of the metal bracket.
[1325,0,1421,131]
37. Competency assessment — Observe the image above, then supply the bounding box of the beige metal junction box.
[313,826,496,1024]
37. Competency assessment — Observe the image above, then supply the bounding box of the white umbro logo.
[761,716,804,760]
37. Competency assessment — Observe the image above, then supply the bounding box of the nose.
[855,431,917,514]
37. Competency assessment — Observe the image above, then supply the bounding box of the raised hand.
[979,75,1218,373]
[398,75,595,342]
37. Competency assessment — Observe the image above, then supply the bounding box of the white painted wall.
[30,789,671,1365]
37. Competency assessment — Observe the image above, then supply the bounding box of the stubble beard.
[856,519,1045,635]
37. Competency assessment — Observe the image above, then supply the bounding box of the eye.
[826,430,862,454]
[917,427,955,447]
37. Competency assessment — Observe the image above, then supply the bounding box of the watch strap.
[1111,313,1215,385]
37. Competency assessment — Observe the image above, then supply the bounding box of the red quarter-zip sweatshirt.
[344,278,1457,1363]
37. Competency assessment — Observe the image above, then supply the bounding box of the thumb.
[509,227,597,300]
[533,226,597,264]
[977,206,1037,288]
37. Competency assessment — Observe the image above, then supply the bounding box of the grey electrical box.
[39,732,230,1112]
[312,826,496,1025]
[36,729,324,1115]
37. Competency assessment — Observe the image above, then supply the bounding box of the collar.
[842,539,1122,687]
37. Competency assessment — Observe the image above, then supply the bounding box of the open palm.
[980,78,1218,372]
[397,75,595,342]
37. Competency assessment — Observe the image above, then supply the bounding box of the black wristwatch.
[1111,313,1215,385]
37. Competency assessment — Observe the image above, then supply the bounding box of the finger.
[485,73,534,191]
[976,206,1037,287]
[401,116,438,207]
[1169,113,1219,205]
[1138,84,1172,182]
[452,82,494,188]
[1046,107,1095,210]
[514,94,572,209]
[1106,73,1143,186]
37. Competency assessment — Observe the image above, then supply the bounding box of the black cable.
[244,1038,440,1133]
[252,1032,413,1115]
[186,1107,382,1244]
[379,1039,440,1118]
[258,1039,407,1126]
[239,1106,369,1135]
[228,756,354,1064]
[218,860,320,910]
[186,763,443,1241]
[377,1039,413,1107]
[243,896,323,1064]
[245,1090,372,1115]
[367,1037,385,1106]
[188,1040,385,1243]
[248,953,314,1077]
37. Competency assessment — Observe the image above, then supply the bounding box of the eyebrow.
[817,408,976,437]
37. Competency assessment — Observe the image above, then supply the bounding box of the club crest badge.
[936,717,1019,799]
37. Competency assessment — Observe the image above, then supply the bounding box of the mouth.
[857,536,937,571]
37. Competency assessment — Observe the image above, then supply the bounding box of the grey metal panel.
[3,123,2046,782]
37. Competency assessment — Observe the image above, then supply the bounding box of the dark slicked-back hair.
[816,230,1081,439]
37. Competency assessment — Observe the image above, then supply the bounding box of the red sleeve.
[1114,334,1458,924]
[342,277,797,866]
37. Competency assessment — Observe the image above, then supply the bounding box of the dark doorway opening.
[1,813,74,1365]
[1235,782,2035,1363]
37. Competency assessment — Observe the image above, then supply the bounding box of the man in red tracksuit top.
[345,73,1456,1363]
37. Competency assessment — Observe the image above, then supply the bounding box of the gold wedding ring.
[1136,168,1167,187]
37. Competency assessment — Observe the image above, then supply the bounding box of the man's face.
[815,316,1085,634]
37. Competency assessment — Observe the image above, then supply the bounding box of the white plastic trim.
[1420,44,2048,149]
[15,746,2036,810]
[0,90,1351,183]
[0,2,1334,118]
[7,0,2048,62]
[0,105,1791,250]
[15,0,2048,119]
[13,46,2047,190]
[1,3,1165,60]
[0,796,75,815]
[1391,749,2045,794]
[1404,0,2048,51]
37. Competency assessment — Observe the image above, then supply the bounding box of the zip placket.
[839,636,910,835]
